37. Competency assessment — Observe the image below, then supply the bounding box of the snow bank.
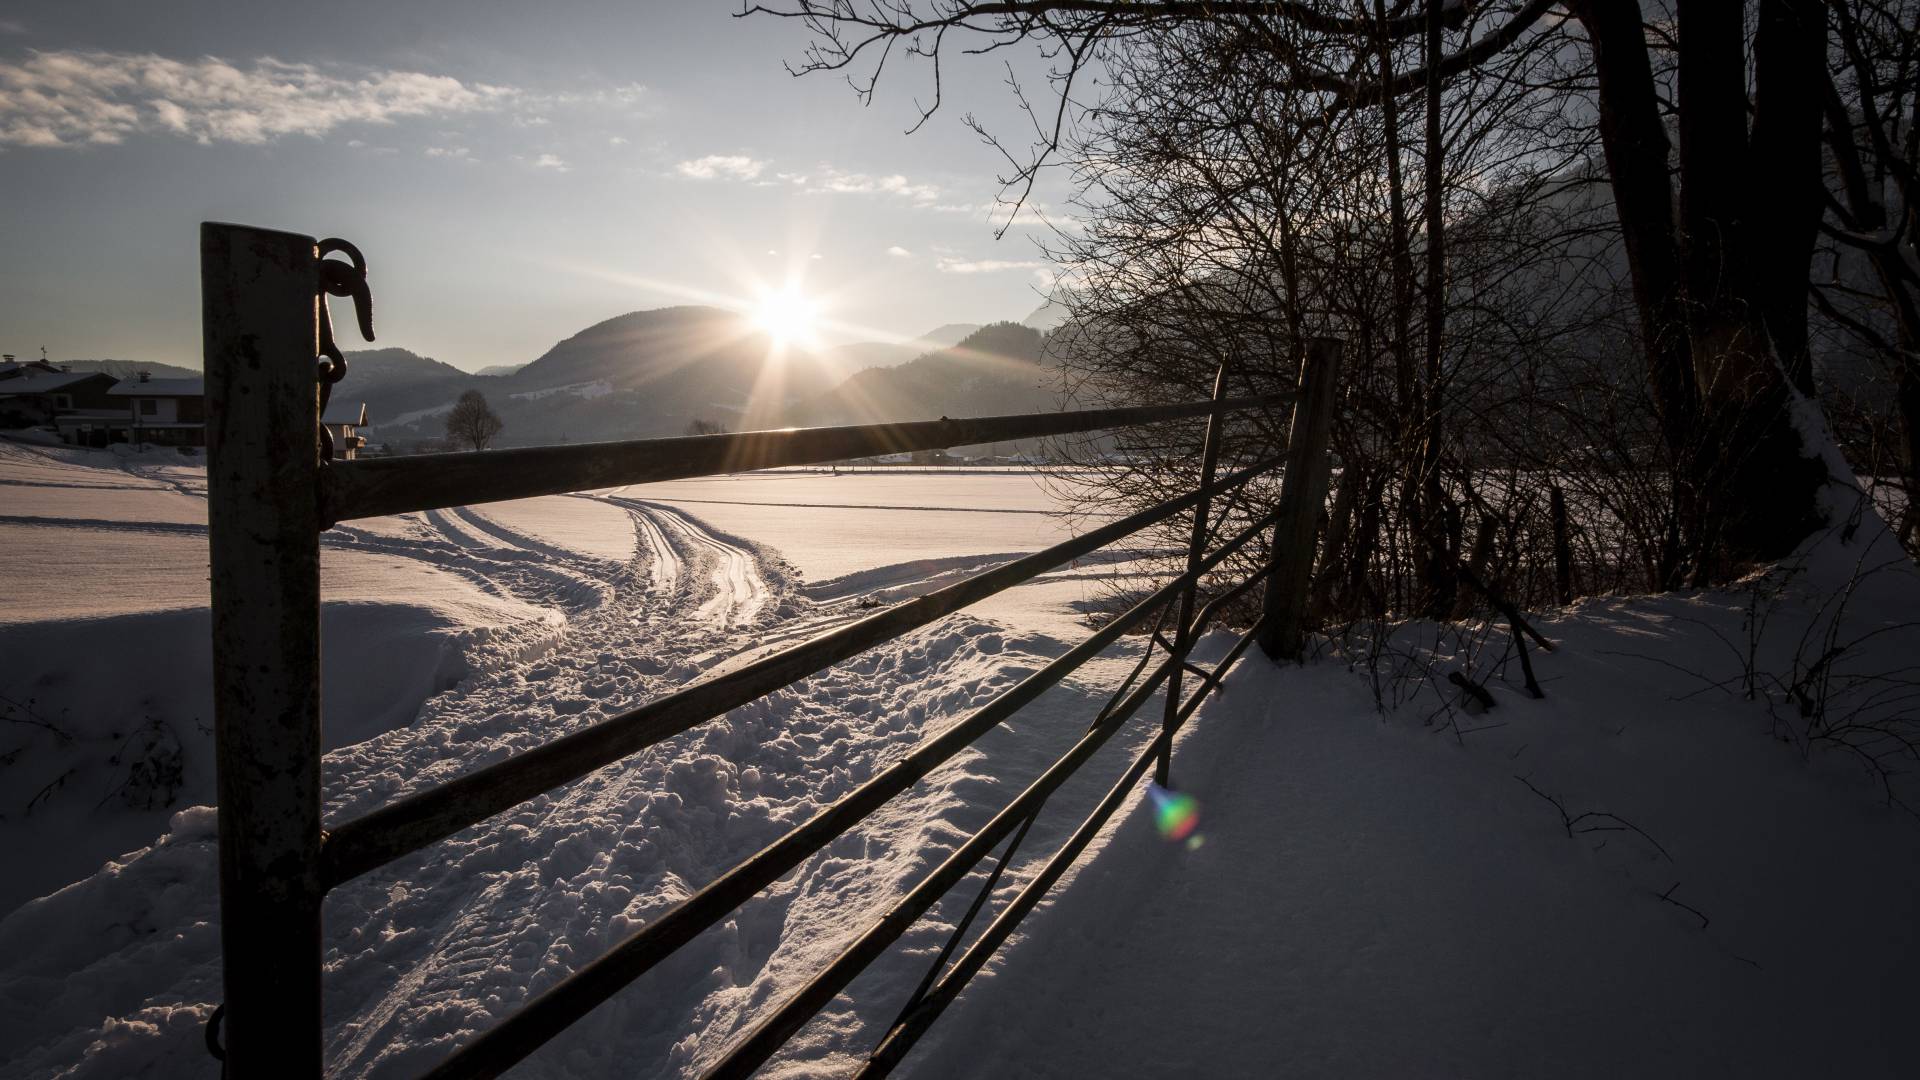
[0,598,561,917]
[911,552,1920,1076]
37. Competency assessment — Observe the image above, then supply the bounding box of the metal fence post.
[1154,358,1231,787]
[1259,337,1342,660]
[203,222,325,1076]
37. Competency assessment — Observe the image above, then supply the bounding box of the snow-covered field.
[0,441,1163,1078]
[4,438,1919,1078]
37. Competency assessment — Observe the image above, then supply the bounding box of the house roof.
[0,360,63,380]
[321,401,368,426]
[0,371,109,396]
[108,377,204,397]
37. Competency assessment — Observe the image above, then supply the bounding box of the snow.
[912,509,1920,1077]
[510,379,614,402]
[463,496,639,564]
[5,437,1920,1079]
[601,471,1086,583]
[0,441,564,915]
[378,401,456,428]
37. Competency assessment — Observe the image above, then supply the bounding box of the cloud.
[0,49,515,147]
[936,256,1048,274]
[0,19,26,35]
[542,83,647,110]
[530,152,568,171]
[811,167,941,204]
[676,153,764,180]
[886,245,912,257]
[686,157,946,207]
[607,135,627,146]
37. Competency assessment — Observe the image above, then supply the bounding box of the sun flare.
[750,287,820,348]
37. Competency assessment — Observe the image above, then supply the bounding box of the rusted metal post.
[203,222,325,1076]
[1155,358,1231,787]
[1259,337,1342,660]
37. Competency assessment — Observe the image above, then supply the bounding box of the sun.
[750,287,820,348]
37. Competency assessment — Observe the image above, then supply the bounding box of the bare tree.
[748,0,1862,582]
[1813,0,1920,553]
[445,390,504,451]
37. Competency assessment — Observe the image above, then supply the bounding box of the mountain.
[327,348,475,434]
[473,363,527,377]
[363,307,855,446]
[820,325,984,374]
[338,348,469,391]
[919,323,983,348]
[824,341,925,372]
[797,322,1058,450]
[348,312,1070,451]
[1021,297,1070,334]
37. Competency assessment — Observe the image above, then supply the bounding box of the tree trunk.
[1748,0,1827,396]
[1575,0,1829,572]
[1573,0,1697,461]
[1415,0,1457,616]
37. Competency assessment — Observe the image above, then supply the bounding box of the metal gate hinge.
[316,238,374,461]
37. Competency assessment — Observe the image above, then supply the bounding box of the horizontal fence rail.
[320,453,1284,889]
[422,509,1282,1080]
[201,221,1341,1079]
[748,571,1275,1080]
[320,396,1289,524]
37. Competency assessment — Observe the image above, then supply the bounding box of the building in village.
[0,370,119,427]
[104,375,207,447]
[2,365,372,453]
[322,401,369,460]
[0,355,65,380]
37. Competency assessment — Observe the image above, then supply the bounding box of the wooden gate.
[201,222,1340,1077]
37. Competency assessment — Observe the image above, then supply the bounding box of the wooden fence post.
[1549,481,1574,605]
[203,222,325,1076]
[1259,337,1342,660]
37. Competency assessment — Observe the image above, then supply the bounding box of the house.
[322,401,369,460]
[106,374,206,447]
[0,355,64,381]
[0,370,119,426]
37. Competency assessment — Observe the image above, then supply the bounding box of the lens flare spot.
[1147,783,1201,842]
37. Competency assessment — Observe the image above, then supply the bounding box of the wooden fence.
[201,222,1340,1078]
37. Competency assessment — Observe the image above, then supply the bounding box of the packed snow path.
[0,477,1143,1079]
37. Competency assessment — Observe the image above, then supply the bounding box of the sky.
[0,1,1070,372]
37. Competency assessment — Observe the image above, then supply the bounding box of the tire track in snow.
[306,500,1096,1080]
[610,499,769,630]
[627,505,684,597]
